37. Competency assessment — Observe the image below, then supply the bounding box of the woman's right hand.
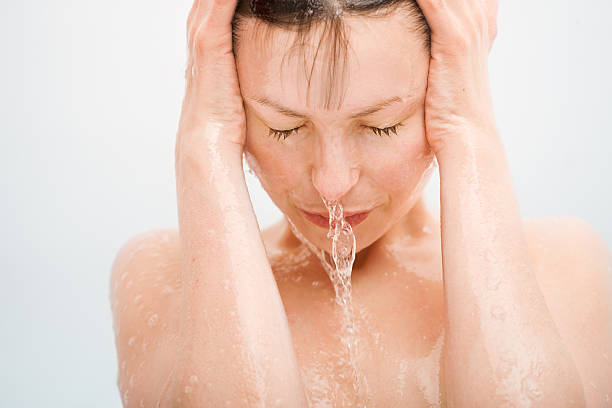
[176,0,246,158]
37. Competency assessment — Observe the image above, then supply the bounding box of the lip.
[300,209,371,228]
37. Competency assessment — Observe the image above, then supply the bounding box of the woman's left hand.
[415,0,499,157]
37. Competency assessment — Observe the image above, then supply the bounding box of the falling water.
[244,151,368,404]
[286,198,369,407]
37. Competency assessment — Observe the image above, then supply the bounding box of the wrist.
[176,136,244,181]
[432,124,503,166]
[176,122,244,169]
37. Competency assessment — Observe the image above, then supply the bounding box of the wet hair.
[232,0,430,110]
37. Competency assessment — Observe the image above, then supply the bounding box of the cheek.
[370,137,433,195]
[244,112,298,188]
[244,137,301,195]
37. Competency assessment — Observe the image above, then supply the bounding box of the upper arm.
[526,216,612,407]
[109,229,182,407]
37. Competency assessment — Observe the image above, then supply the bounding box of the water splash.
[322,198,356,305]
[286,197,369,406]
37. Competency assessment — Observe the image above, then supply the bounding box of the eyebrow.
[249,95,406,119]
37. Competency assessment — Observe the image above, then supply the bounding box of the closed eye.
[267,123,403,141]
[268,127,300,141]
[367,124,402,137]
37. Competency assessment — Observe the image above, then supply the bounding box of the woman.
[110,0,612,406]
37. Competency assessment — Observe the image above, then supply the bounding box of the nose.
[311,137,360,202]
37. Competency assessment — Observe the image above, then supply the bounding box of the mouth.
[300,209,371,228]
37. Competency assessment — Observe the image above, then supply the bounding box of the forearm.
[436,132,585,407]
[169,123,308,406]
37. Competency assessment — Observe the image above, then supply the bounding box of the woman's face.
[235,12,434,254]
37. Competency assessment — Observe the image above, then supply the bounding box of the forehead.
[235,12,429,113]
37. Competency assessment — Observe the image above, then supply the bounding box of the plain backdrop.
[1,1,611,406]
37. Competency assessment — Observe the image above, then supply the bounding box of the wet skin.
[109,203,612,407]
[110,0,612,405]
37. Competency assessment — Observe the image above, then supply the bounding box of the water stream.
[245,151,368,405]
[286,198,369,407]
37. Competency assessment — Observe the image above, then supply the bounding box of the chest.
[274,262,447,407]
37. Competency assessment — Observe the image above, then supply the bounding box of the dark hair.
[232,0,430,110]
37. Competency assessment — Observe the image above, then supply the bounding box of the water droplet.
[522,375,543,401]
[129,374,135,389]
[491,305,505,320]
[128,336,136,347]
[486,274,501,291]
[142,342,148,352]
[184,385,192,394]
[147,314,159,327]
[496,353,517,378]
[121,361,127,371]
[312,280,321,287]
[161,285,174,295]
[126,280,134,289]
[189,375,199,384]
[139,398,145,407]
[133,294,143,304]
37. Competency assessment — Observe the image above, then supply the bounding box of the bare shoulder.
[109,228,182,406]
[523,216,610,261]
[522,216,612,405]
[522,216,611,290]
[110,229,182,315]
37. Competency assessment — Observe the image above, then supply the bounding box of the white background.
[1,1,610,406]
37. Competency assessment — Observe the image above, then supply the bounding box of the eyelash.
[268,124,402,141]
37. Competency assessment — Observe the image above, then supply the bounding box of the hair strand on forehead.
[232,0,430,111]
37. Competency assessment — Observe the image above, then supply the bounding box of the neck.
[354,197,436,270]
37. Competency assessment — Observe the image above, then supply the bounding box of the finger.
[413,0,450,33]
[414,0,464,43]
[485,0,499,41]
[477,0,498,53]
[192,0,239,33]
[187,0,201,34]
[189,0,238,53]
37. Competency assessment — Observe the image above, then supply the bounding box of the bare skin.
[109,0,612,406]
[110,207,612,406]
